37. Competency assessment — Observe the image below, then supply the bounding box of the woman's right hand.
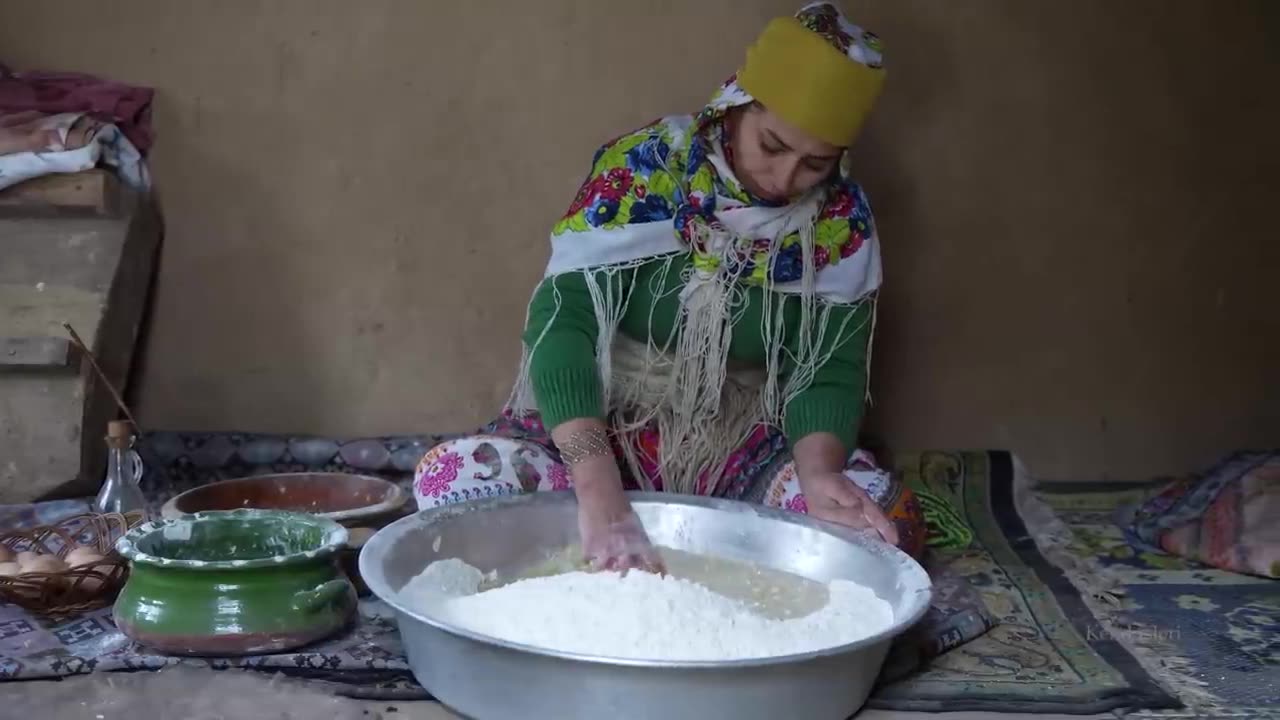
[573,456,666,575]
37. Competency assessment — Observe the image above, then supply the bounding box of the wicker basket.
[0,510,146,620]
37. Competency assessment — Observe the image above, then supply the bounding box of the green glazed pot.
[114,508,357,656]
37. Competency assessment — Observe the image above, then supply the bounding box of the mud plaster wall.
[2,0,1276,483]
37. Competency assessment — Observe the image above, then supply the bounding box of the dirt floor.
[2,665,1112,720]
[5,667,447,720]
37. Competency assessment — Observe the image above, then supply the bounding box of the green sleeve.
[781,299,874,451]
[521,269,634,430]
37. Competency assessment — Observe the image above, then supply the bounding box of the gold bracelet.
[558,427,613,465]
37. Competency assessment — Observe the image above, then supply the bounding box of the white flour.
[400,557,896,661]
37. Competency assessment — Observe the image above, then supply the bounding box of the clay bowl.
[114,509,357,656]
[160,472,408,527]
[160,472,409,597]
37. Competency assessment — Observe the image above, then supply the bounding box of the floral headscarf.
[794,1,884,67]
[546,1,886,305]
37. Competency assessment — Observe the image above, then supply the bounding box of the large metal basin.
[359,492,932,720]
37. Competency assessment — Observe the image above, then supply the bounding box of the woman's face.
[726,103,843,203]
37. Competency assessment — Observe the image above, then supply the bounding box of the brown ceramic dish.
[160,472,408,527]
[159,472,409,597]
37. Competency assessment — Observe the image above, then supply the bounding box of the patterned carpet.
[1023,482,1280,719]
[6,434,1273,716]
[1,432,993,704]
[865,451,1179,713]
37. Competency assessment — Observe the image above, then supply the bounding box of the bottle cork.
[107,420,133,441]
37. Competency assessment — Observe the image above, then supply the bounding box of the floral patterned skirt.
[414,410,926,559]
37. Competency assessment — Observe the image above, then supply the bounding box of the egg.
[65,547,106,568]
[0,561,21,577]
[15,550,41,567]
[0,545,14,563]
[20,555,68,574]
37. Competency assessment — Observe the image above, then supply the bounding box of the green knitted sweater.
[522,253,872,451]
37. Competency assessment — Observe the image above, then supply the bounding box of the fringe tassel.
[508,205,873,498]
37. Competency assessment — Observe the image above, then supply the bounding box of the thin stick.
[62,322,144,435]
[63,323,176,505]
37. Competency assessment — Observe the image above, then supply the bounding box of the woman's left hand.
[799,470,899,546]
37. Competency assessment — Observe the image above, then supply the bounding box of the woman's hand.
[573,456,666,574]
[798,470,898,545]
[792,432,898,546]
[552,418,665,575]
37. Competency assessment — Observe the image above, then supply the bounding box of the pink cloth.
[1159,458,1280,578]
[0,64,153,153]
[1127,451,1280,579]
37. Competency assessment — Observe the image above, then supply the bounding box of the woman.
[415,2,925,573]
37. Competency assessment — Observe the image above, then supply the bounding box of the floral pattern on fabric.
[545,462,571,491]
[795,1,885,67]
[476,408,784,497]
[762,454,926,560]
[785,494,809,513]
[413,436,560,509]
[417,410,927,561]
[549,98,878,287]
[413,446,463,499]
[553,124,681,235]
[1224,598,1280,665]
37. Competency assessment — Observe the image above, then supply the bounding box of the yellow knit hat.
[736,3,886,148]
